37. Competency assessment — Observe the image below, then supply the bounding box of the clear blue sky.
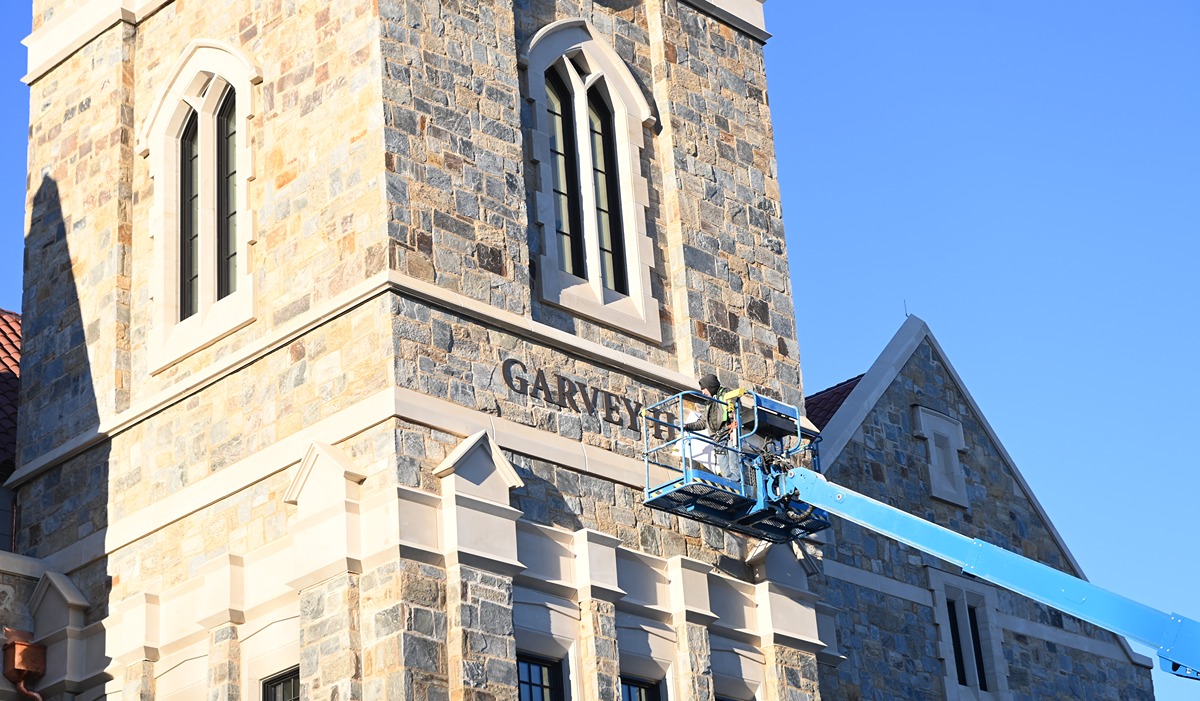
[765,3,1200,699]
[1,3,1197,699]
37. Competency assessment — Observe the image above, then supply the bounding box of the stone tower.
[12,0,823,699]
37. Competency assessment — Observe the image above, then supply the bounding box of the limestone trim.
[439,461,526,576]
[148,639,206,700]
[822,558,934,607]
[514,522,579,601]
[8,270,694,489]
[432,431,524,491]
[36,0,736,90]
[285,443,369,590]
[710,634,766,700]
[21,0,174,83]
[283,443,367,506]
[522,19,662,342]
[139,40,262,374]
[928,568,1011,700]
[814,601,846,666]
[680,0,770,42]
[614,612,675,682]
[29,573,91,696]
[912,406,969,508]
[38,383,650,578]
[993,611,1154,668]
[30,435,826,698]
[239,615,301,701]
[513,587,580,660]
[828,554,1152,668]
[813,315,1146,668]
[0,549,49,579]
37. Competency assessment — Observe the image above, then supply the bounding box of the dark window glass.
[518,655,564,701]
[216,88,237,299]
[545,70,585,280]
[947,598,968,686]
[179,110,200,320]
[588,90,627,295]
[263,668,300,701]
[968,605,988,692]
[621,677,661,701]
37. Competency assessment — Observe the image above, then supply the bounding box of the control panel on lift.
[641,389,830,543]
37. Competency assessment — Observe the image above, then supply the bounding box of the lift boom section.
[642,390,1200,682]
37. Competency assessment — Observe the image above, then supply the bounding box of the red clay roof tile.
[804,374,863,431]
[0,308,20,474]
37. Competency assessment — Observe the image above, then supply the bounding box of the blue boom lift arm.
[642,390,1200,681]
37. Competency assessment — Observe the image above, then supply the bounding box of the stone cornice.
[22,0,172,84]
[7,270,694,488]
[681,0,770,42]
[23,0,772,86]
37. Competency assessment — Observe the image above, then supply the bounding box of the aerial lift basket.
[641,390,830,542]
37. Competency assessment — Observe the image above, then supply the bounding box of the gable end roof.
[811,314,1149,669]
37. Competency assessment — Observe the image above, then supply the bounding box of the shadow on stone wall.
[16,174,111,694]
[509,455,585,533]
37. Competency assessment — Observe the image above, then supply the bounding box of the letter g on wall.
[502,358,529,395]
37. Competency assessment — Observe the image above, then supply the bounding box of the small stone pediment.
[29,571,87,640]
[433,431,524,503]
[284,442,367,511]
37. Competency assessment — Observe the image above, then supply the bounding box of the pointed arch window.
[216,89,238,300]
[179,111,201,319]
[545,70,585,281]
[523,20,660,341]
[174,83,238,324]
[588,91,628,295]
[139,41,261,372]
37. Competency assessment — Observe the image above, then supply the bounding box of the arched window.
[588,90,627,296]
[139,41,261,372]
[545,70,585,281]
[179,111,200,319]
[216,90,238,300]
[523,21,660,341]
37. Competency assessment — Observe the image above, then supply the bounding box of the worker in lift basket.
[683,374,740,481]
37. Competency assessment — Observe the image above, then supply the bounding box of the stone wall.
[127,0,387,392]
[17,0,822,698]
[817,578,942,699]
[813,338,1155,700]
[646,0,802,404]
[21,21,131,461]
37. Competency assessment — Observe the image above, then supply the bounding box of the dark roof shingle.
[0,308,20,475]
[805,374,863,431]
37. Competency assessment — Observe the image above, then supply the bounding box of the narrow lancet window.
[588,91,627,294]
[525,21,659,338]
[546,71,584,279]
[217,88,238,299]
[179,111,200,320]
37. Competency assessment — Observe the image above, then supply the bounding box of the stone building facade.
[7,1,825,700]
[2,2,1160,701]
[804,316,1156,700]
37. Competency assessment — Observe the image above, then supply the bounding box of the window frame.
[517,653,567,701]
[261,667,300,701]
[620,675,663,701]
[138,40,261,373]
[928,568,1010,700]
[522,20,660,341]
